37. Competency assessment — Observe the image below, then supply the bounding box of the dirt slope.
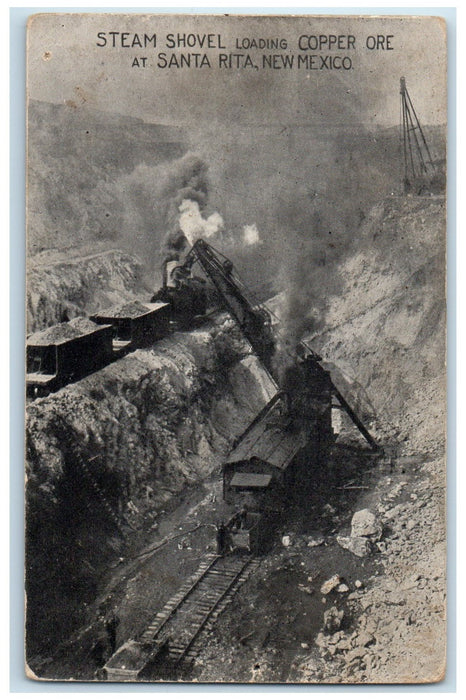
[293,194,447,683]
[311,194,446,451]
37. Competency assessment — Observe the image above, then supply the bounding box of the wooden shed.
[222,393,309,509]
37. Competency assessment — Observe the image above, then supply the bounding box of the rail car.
[26,318,115,397]
[25,280,211,398]
[90,300,171,355]
[26,251,214,397]
[26,301,173,397]
[220,510,277,555]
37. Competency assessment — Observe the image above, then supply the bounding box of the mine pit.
[26,191,446,683]
[21,13,449,682]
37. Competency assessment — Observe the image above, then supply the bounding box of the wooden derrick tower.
[400,77,436,194]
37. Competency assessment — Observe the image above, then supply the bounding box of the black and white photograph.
[24,12,447,683]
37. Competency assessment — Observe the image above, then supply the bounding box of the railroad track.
[103,553,258,680]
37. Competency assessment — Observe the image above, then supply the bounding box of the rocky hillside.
[311,194,446,453]
[27,249,149,333]
[27,100,187,255]
[293,194,447,683]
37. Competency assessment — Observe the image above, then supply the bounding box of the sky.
[27,13,447,129]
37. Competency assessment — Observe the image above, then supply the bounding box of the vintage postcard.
[25,13,447,683]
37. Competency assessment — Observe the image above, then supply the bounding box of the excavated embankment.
[25,318,276,657]
[297,194,447,684]
[311,195,446,454]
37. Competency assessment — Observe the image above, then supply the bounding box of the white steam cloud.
[178,198,224,246]
[242,223,261,246]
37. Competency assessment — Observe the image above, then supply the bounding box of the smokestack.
[163,259,181,289]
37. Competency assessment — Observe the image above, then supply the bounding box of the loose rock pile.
[336,508,383,558]
[296,459,446,684]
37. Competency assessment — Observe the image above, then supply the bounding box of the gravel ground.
[291,455,446,684]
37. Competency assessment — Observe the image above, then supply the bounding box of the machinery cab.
[151,258,208,328]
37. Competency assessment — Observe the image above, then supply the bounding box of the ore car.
[26,318,114,397]
[223,509,277,555]
[90,300,171,356]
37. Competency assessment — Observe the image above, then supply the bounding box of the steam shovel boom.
[176,238,276,373]
[175,241,380,453]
